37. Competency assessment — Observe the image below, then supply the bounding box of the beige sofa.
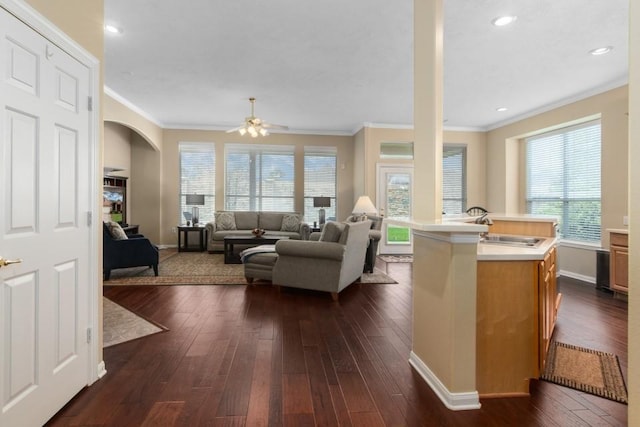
[205,211,310,252]
[271,220,371,300]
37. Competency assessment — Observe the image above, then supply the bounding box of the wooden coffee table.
[223,235,289,264]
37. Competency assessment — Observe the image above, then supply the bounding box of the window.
[526,120,601,243]
[179,142,215,223]
[380,142,414,159]
[304,146,337,224]
[225,144,295,211]
[442,145,467,214]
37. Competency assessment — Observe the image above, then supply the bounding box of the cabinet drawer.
[610,232,628,247]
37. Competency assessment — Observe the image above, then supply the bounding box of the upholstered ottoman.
[243,252,278,284]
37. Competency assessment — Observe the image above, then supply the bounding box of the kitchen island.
[475,216,559,397]
[386,214,558,408]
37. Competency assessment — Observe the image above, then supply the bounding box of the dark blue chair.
[103,223,159,280]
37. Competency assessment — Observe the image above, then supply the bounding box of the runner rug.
[103,297,166,347]
[105,250,397,285]
[541,341,627,404]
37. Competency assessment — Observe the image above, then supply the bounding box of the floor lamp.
[186,194,205,225]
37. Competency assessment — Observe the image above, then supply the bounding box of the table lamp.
[313,196,331,225]
[186,194,205,225]
[352,195,378,217]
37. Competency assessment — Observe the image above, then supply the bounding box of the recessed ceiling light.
[496,107,508,112]
[492,16,517,27]
[104,24,123,34]
[589,46,613,56]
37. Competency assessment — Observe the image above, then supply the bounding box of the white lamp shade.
[352,196,378,215]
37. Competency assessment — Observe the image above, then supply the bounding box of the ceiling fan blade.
[226,125,244,133]
[263,122,289,130]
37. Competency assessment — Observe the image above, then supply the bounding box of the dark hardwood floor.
[47,262,628,426]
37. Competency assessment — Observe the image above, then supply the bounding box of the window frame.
[178,142,216,224]
[303,146,337,224]
[224,144,295,212]
[442,144,467,214]
[525,119,602,244]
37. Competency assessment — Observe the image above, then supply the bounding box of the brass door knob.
[0,257,22,268]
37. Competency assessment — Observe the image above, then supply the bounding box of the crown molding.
[103,86,164,127]
[486,77,629,131]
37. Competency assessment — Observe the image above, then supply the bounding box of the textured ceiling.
[104,0,629,134]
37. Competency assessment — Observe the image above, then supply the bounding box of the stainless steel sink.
[479,234,544,248]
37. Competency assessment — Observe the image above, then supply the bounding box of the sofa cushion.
[215,212,237,230]
[259,212,283,231]
[280,213,301,232]
[106,221,128,240]
[234,211,258,230]
[319,221,344,243]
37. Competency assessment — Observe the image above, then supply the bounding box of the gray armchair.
[272,220,371,300]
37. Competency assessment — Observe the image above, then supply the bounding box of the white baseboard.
[97,360,107,379]
[408,352,481,411]
[557,270,596,285]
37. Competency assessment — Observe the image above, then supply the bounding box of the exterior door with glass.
[377,165,413,254]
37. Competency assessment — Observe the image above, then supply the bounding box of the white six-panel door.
[0,6,93,426]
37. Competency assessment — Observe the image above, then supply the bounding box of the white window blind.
[304,146,337,224]
[526,120,601,242]
[225,144,295,211]
[179,142,215,223]
[442,145,467,214]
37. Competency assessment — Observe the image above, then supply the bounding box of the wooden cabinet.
[476,245,560,396]
[610,232,629,294]
[539,247,560,371]
[103,175,128,224]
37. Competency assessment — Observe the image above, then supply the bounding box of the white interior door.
[0,7,94,426]
[377,165,413,254]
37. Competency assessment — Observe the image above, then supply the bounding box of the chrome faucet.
[475,213,493,226]
[476,213,493,239]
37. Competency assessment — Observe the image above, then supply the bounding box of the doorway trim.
[1,0,103,383]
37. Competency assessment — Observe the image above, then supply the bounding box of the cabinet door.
[539,247,558,372]
[610,245,629,293]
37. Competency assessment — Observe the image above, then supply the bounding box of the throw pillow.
[106,221,128,240]
[215,212,237,230]
[280,214,301,232]
[319,221,344,243]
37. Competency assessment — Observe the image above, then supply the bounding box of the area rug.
[105,250,397,285]
[378,255,413,263]
[103,297,166,347]
[541,341,627,404]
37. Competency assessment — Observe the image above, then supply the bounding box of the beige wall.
[104,94,163,151]
[104,122,132,176]
[23,0,103,60]
[160,130,355,246]
[353,128,366,199]
[131,133,162,243]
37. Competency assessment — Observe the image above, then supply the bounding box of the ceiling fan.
[226,97,289,137]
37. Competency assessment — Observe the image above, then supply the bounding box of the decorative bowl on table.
[252,228,266,237]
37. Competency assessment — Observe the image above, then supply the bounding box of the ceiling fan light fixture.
[226,98,289,137]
